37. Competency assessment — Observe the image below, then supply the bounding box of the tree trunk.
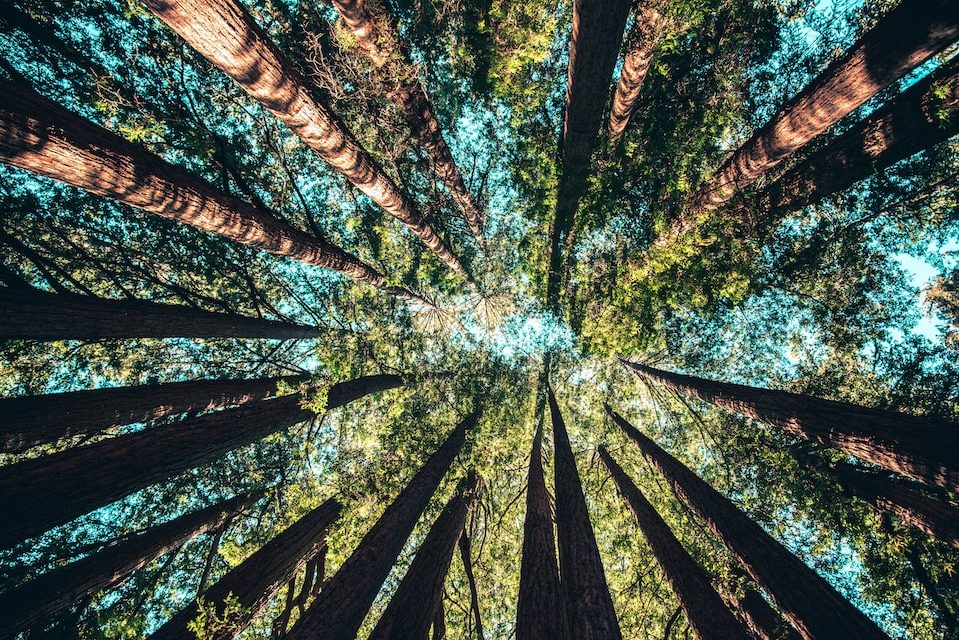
[0,374,402,549]
[607,4,664,143]
[0,81,420,302]
[368,472,482,640]
[459,532,485,640]
[549,389,621,640]
[607,407,889,640]
[0,491,260,639]
[598,447,749,640]
[720,574,801,640]
[0,373,309,453]
[140,0,473,285]
[331,0,486,244]
[149,498,341,640]
[286,411,477,640]
[624,361,959,493]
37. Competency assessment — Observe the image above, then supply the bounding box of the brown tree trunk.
[624,360,959,493]
[368,472,483,640]
[607,407,889,640]
[286,411,477,640]
[140,0,473,285]
[607,4,664,143]
[0,374,402,549]
[149,498,341,640]
[0,491,260,638]
[549,389,621,640]
[0,373,309,453]
[720,574,802,640]
[459,532,485,640]
[599,447,749,640]
[0,81,421,302]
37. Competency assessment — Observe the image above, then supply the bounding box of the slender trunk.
[549,389,621,640]
[608,5,664,142]
[286,411,477,640]
[689,0,959,214]
[720,574,801,640]
[0,491,260,639]
[140,0,473,285]
[599,447,749,640]
[607,407,889,639]
[0,373,309,453]
[0,81,421,302]
[149,498,341,640]
[624,360,959,493]
[369,472,482,640]
[0,374,402,549]
[432,596,447,640]
[459,532,485,640]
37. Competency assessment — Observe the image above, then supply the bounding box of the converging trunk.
[719,568,801,640]
[608,3,664,142]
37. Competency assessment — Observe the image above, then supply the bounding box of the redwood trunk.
[607,408,889,639]
[625,361,959,493]
[368,472,482,640]
[286,411,476,640]
[599,447,749,639]
[722,579,801,640]
[0,374,308,453]
[608,4,664,142]
[0,374,402,549]
[549,389,621,639]
[0,491,259,638]
[140,0,473,284]
[150,498,341,640]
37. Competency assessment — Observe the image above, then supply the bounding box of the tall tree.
[624,360,959,492]
[286,410,477,640]
[150,498,341,640]
[549,389,621,639]
[0,373,309,453]
[0,374,402,549]
[720,572,802,640]
[607,2,665,143]
[607,407,890,639]
[599,447,750,640]
[368,472,483,640]
[0,490,261,638]
[139,0,475,285]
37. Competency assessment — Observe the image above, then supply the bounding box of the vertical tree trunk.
[599,447,749,640]
[459,532,485,640]
[368,472,483,640]
[149,498,342,640]
[0,373,309,453]
[0,81,420,302]
[0,491,261,638]
[140,0,474,285]
[607,407,889,640]
[549,389,622,639]
[623,360,959,493]
[0,374,402,549]
[607,4,664,143]
[286,411,477,640]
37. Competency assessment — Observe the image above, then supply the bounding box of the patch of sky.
[454,305,576,362]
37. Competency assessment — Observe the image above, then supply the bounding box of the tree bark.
[0,374,402,549]
[720,575,801,640]
[549,389,622,640]
[623,360,959,493]
[607,407,889,640]
[140,0,473,285]
[286,411,477,640]
[599,447,749,640]
[0,81,421,302]
[0,491,260,639]
[368,472,482,640]
[608,4,664,143]
[0,373,309,453]
[149,498,341,640]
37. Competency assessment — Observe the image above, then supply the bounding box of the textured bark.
[368,472,482,640]
[0,374,402,549]
[516,416,569,640]
[546,0,632,310]
[607,4,664,142]
[0,491,259,638]
[0,81,419,302]
[141,0,473,284]
[0,373,308,453]
[689,0,959,214]
[599,447,749,640]
[624,361,959,493]
[150,498,341,640]
[287,411,476,640]
[607,408,889,640]
[331,0,486,244]
[549,389,621,640]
